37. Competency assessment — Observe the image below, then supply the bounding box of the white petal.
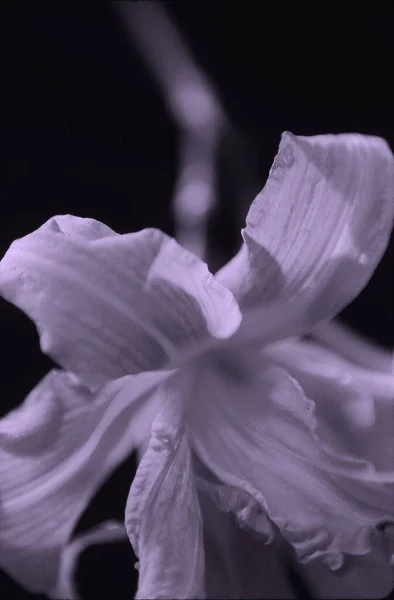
[125,373,205,599]
[188,348,394,599]
[0,215,241,391]
[0,367,168,595]
[217,133,394,345]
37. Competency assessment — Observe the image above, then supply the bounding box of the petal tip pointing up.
[218,130,394,345]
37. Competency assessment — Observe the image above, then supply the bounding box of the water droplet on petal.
[358,252,369,265]
[340,373,352,385]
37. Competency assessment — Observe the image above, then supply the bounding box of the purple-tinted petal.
[265,337,394,471]
[0,368,168,595]
[217,133,394,345]
[264,338,394,598]
[311,319,394,373]
[194,468,297,599]
[0,215,241,391]
[299,556,394,599]
[188,348,394,599]
[125,373,205,599]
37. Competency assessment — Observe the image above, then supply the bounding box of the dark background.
[0,1,393,598]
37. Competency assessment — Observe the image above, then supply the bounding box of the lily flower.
[0,132,393,600]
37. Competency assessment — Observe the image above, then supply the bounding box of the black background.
[0,1,393,598]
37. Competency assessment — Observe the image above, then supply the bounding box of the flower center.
[194,345,263,387]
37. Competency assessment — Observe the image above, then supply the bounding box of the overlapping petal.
[217,132,394,345]
[194,461,298,599]
[198,472,394,599]
[0,367,168,595]
[0,215,241,391]
[125,373,205,599]
[298,556,394,599]
[264,337,394,471]
[188,348,394,598]
[311,318,394,374]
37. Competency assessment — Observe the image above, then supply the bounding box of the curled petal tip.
[217,131,394,345]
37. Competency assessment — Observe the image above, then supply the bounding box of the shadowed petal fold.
[0,368,168,595]
[0,215,241,391]
[189,348,394,599]
[194,462,298,599]
[217,132,394,345]
[264,337,394,471]
[298,556,394,599]
[125,373,205,599]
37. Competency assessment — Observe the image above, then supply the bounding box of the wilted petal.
[217,133,394,345]
[125,373,205,599]
[0,215,241,391]
[189,348,394,599]
[0,367,168,595]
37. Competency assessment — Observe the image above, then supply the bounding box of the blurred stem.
[114,1,226,262]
